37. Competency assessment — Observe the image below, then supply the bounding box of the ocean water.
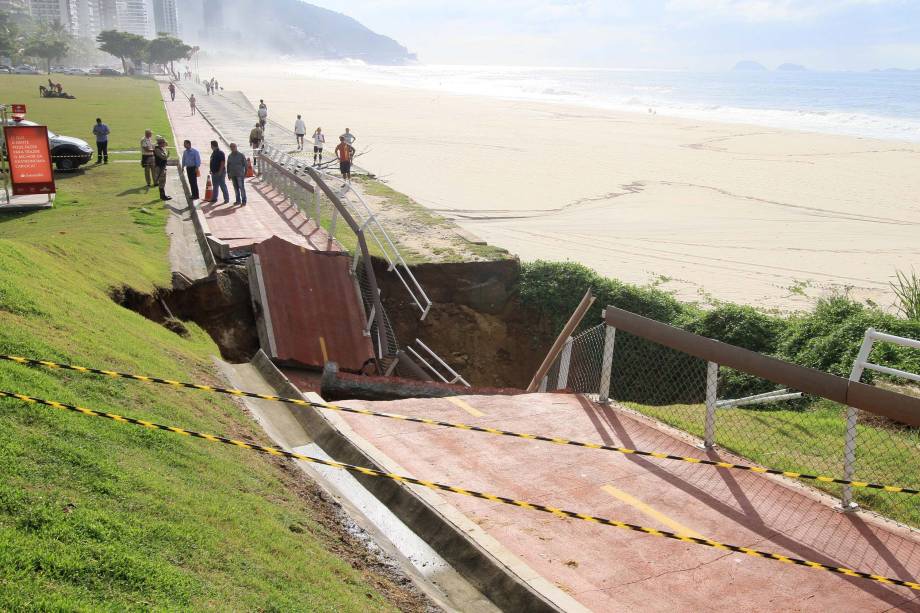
[290,61,920,143]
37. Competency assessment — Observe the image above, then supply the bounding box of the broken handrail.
[260,144,432,321]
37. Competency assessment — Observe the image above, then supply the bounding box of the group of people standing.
[140,128,172,201]
[178,140,250,206]
[204,77,220,95]
[292,113,357,182]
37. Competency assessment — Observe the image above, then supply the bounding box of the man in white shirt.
[140,129,155,187]
[257,100,268,131]
[294,115,306,151]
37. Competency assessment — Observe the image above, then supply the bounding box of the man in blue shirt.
[208,140,229,204]
[92,117,109,164]
[181,140,202,200]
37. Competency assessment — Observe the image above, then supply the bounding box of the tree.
[146,34,192,75]
[24,21,70,74]
[96,30,147,75]
[0,9,28,61]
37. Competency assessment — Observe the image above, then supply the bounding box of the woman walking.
[312,127,325,166]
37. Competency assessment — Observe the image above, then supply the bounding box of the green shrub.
[519,260,691,332]
[778,296,920,381]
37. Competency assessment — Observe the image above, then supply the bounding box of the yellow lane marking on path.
[446,397,485,418]
[601,484,705,540]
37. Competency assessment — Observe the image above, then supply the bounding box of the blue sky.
[309,0,920,70]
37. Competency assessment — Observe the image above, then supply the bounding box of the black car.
[3,119,94,170]
[98,68,122,77]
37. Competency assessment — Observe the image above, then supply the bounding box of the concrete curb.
[251,350,586,613]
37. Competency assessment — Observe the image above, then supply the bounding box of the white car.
[13,65,41,75]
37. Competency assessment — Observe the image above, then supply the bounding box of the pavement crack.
[608,550,737,591]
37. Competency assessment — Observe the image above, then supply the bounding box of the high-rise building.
[151,0,176,36]
[0,0,30,14]
[96,0,116,31]
[28,0,75,29]
[113,0,147,36]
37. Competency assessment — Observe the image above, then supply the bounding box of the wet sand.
[209,62,920,312]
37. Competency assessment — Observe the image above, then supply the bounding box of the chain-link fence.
[544,322,920,529]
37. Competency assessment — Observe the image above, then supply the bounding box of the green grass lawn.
[625,398,920,528]
[0,76,407,611]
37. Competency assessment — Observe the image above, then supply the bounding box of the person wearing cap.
[140,129,155,187]
[154,136,172,201]
[226,143,248,205]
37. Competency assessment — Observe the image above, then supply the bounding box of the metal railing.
[842,328,920,508]
[259,144,432,320]
[541,306,920,529]
[255,152,397,367]
[407,338,471,387]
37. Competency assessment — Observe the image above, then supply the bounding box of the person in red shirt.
[335,136,353,183]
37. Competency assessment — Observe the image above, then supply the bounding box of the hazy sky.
[309,0,920,70]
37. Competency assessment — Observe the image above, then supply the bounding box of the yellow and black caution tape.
[2,354,918,495]
[1,388,918,592]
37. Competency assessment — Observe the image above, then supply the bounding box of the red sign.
[11,104,26,115]
[3,125,55,196]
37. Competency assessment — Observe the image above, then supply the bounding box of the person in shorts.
[335,136,352,183]
[312,127,325,166]
[294,115,306,150]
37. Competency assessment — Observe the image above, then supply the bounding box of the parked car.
[2,119,94,171]
[98,68,122,77]
[0,64,12,74]
[65,68,88,76]
[13,65,41,75]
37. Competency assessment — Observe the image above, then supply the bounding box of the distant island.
[777,63,807,71]
[184,0,415,65]
[732,60,768,71]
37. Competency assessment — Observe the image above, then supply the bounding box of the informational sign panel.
[3,125,55,196]
[11,104,26,120]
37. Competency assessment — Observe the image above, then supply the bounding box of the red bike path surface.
[321,392,920,612]
[159,81,331,251]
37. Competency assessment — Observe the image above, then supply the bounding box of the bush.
[519,261,691,332]
[778,296,920,381]
[520,261,920,401]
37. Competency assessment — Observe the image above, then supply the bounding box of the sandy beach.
[209,62,920,312]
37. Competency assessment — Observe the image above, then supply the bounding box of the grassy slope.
[0,76,400,611]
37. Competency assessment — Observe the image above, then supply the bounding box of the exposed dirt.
[111,266,259,363]
[373,258,556,388]
[114,257,557,389]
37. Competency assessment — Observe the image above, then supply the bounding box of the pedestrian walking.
[335,136,352,183]
[205,80,211,95]
[257,100,268,130]
[182,139,201,200]
[92,117,109,164]
[140,129,155,187]
[249,123,264,152]
[208,140,230,204]
[168,82,176,101]
[154,136,172,201]
[312,127,325,165]
[227,143,248,206]
[294,114,306,150]
[189,94,197,115]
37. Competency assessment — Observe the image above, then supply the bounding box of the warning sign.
[3,124,55,196]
